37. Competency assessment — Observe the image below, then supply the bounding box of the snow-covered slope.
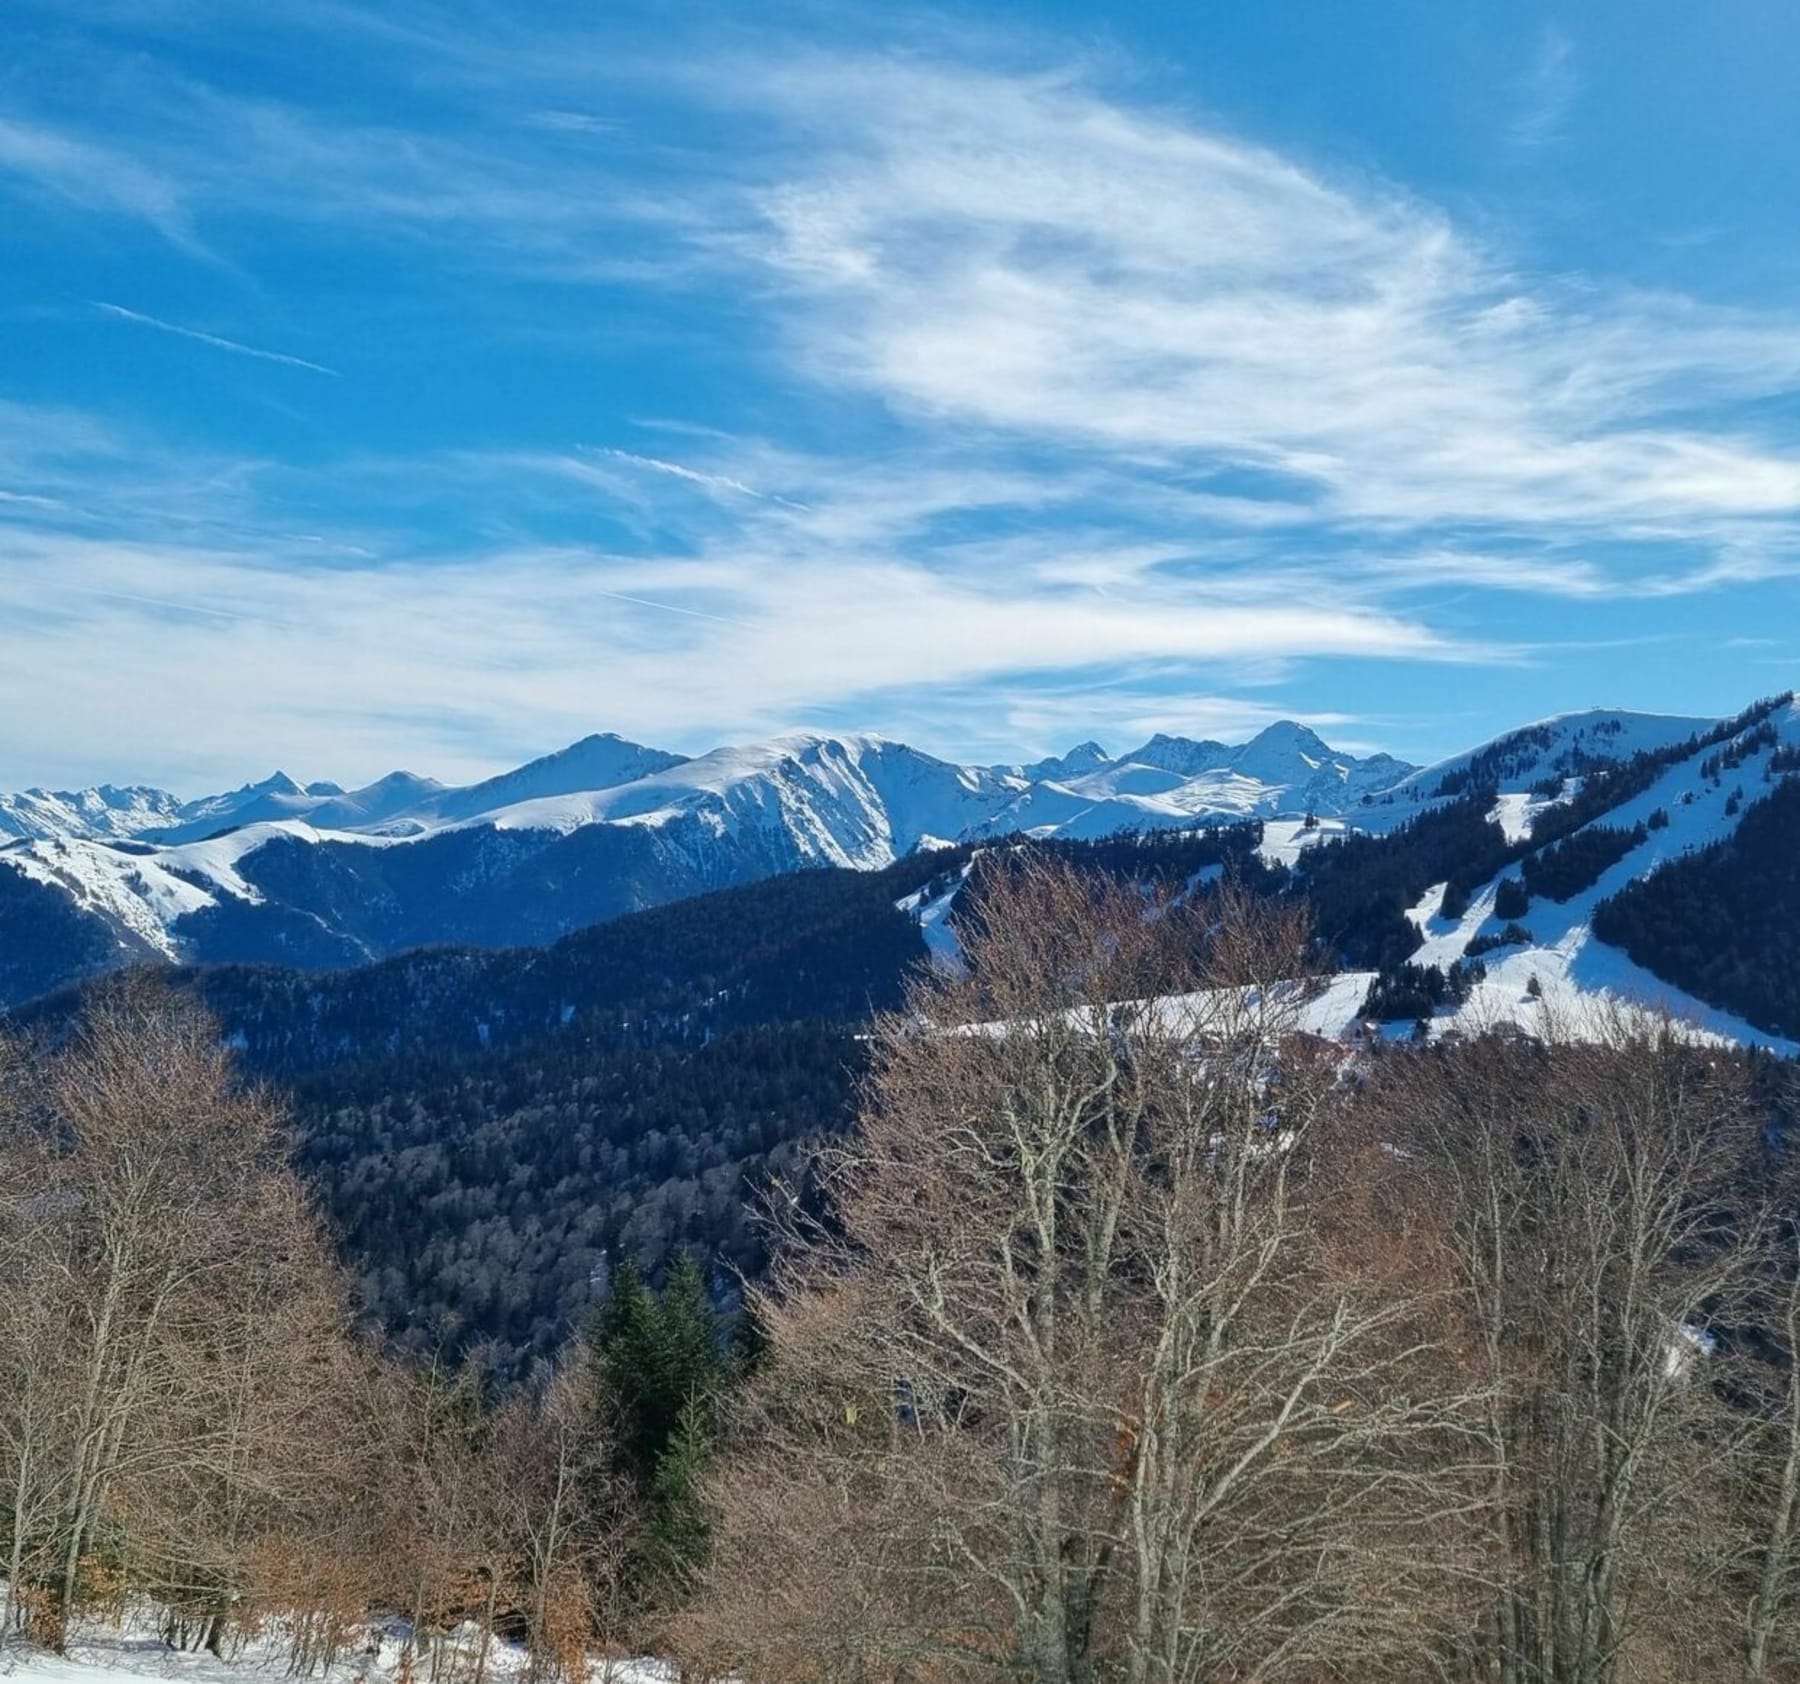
[0,783,186,842]
[0,719,1408,1000]
[1126,722,1411,813]
[975,723,1409,841]
[469,733,1021,864]
[411,733,688,827]
[905,694,1800,1053]
[152,771,446,842]
[1368,695,1800,1051]
[1367,708,1716,821]
[1009,741,1113,783]
[5,698,1796,1043]
[0,821,388,961]
[4,837,217,959]
[149,772,343,840]
[4,721,1398,858]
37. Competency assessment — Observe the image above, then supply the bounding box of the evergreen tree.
[591,1255,726,1491]
[589,1254,732,1606]
[636,1395,715,1600]
[1494,877,1530,921]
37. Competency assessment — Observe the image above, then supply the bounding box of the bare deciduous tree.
[488,1354,625,1682]
[0,980,370,1653]
[693,859,1475,1684]
[1372,1021,1777,1684]
[1737,1228,1800,1684]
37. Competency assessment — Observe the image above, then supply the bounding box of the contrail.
[600,448,812,512]
[94,301,340,377]
[588,587,752,628]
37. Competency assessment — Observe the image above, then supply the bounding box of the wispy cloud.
[694,51,1800,539]
[1508,27,1580,151]
[0,505,1474,788]
[93,302,340,376]
[524,110,625,135]
[1358,551,1614,600]
[0,10,1796,786]
[0,113,203,252]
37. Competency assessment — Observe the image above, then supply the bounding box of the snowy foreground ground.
[0,1609,670,1684]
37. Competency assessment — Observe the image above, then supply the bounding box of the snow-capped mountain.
[0,783,186,842]
[0,769,434,846]
[985,721,1414,840]
[1009,741,1113,783]
[149,771,447,843]
[393,733,688,829]
[1268,696,1800,1053]
[0,721,1405,1002]
[4,696,1796,1038]
[1368,708,1718,816]
[452,733,1022,857]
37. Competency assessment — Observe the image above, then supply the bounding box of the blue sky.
[4,0,1800,791]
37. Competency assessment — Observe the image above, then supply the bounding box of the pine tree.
[589,1254,731,1606]
[636,1395,714,1600]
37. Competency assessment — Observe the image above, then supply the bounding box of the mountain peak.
[1018,741,1112,782]
[353,770,441,796]
[1121,732,1233,776]
[422,731,689,825]
[1245,720,1331,753]
[556,731,636,754]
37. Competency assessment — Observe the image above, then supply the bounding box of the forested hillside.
[302,1018,859,1371]
[1594,773,1800,1038]
[138,824,1265,1369]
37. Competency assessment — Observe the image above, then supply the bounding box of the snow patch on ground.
[1390,724,1800,1054]
[4,842,216,959]
[1257,818,1344,868]
[2,1604,670,1684]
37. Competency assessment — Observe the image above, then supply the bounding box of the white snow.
[5,841,215,959]
[0,1600,670,1684]
[6,701,1796,1055]
[1368,707,1716,827]
[1384,706,1800,1054]
[6,721,1413,864]
[414,735,686,828]
[968,699,1800,1056]
[896,862,973,973]
[0,785,187,845]
[1488,790,1552,844]
[1256,817,1346,867]
[469,735,1014,871]
[0,821,389,961]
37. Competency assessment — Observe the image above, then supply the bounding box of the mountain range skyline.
[3,718,1392,819]
[0,712,1411,838]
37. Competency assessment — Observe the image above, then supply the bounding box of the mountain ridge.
[1,720,1393,845]
[3,697,1793,1019]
